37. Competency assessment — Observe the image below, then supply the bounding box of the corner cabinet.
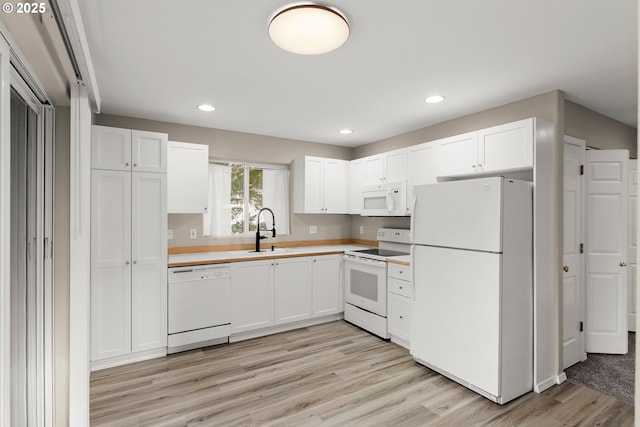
[167,141,209,213]
[90,125,168,369]
[293,156,349,214]
[436,118,534,179]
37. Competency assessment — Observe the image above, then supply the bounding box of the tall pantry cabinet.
[90,125,168,369]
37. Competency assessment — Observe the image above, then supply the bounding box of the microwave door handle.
[386,190,393,213]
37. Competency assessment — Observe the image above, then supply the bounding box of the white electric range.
[343,228,411,338]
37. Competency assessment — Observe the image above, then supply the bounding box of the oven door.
[343,255,387,316]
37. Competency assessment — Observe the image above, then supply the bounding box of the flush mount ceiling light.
[339,129,353,135]
[197,104,216,112]
[269,4,350,55]
[425,95,446,104]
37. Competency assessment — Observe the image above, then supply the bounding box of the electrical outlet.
[189,229,197,239]
[167,229,173,239]
[359,226,364,234]
[309,225,317,234]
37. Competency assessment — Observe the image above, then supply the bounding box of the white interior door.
[562,138,585,368]
[627,159,637,331]
[585,149,628,354]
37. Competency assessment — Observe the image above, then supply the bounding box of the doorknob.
[563,265,569,272]
[620,262,627,267]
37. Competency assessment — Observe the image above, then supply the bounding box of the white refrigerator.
[410,176,533,404]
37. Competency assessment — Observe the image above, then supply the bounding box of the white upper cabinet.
[167,141,209,214]
[407,141,437,214]
[92,125,167,173]
[92,126,132,171]
[436,118,534,178]
[293,156,349,214]
[435,131,479,178]
[478,118,534,173]
[362,149,408,185]
[131,130,168,173]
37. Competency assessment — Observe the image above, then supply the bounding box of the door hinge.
[580,243,584,254]
[579,164,584,175]
[579,321,584,332]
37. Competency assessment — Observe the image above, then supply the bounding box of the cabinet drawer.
[388,278,413,298]
[388,263,412,282]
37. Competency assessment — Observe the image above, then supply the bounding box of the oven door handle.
[343,255,387,267]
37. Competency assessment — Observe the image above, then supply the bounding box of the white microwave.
[361,181,407,216]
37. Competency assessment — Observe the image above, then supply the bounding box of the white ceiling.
[78,0,637,148]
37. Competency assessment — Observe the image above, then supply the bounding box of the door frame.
[562,135,586,368]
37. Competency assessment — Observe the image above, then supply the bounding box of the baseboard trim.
[534,373,566,393]
[229,314,343,343]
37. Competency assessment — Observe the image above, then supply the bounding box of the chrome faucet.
[255,207,276,252]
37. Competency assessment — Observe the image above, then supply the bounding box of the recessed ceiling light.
[339,129,353,135]
[425,95,445,104]
[198,104,216,112]
[269,4,350,55]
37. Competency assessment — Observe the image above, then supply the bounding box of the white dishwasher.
[167,264,231,354]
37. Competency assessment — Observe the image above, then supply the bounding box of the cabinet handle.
[125,162,129,167]
[133,260,137,264]
[399,316,403,319]
[620,262,627,267]
[562,265,569,272]
[133,163,138,167]
[125,261,130,265]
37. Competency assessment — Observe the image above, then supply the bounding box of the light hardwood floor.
[91,321,633,426]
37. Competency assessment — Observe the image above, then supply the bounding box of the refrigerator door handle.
[410,245,415,301]
[409,195,417,242]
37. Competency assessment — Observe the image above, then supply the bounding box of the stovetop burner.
[351,248,409,257]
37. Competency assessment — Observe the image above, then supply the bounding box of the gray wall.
[93,114,355,247]
[565,100,637,157]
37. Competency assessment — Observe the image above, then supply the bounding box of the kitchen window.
[203,161,290,237]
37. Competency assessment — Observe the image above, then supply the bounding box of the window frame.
[210,159,289,237]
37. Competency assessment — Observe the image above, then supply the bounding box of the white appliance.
[344,228,411,338]
[410,177,533,404]
[361,181,407,216]
[167,264,231,354]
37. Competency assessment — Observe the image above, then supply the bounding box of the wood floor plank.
[90,321,634,426]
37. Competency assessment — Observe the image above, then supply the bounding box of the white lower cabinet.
[231,254,343,336]
[387,263,413,349]
[230,259,275,334]
[275,258,313,324]
[312,255,343,316]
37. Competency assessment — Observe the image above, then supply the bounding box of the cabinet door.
[323,159,349,213]
[388,293,411,345]
[436,132,478,177]
[384,149,407,183]
[363,155,384,184]
[478,118,533,173]
[407,142,437,214]
[303,157,324,214]
[349,159,364,215]
[167,141,209,213]
[131,130,168,173]
[91,125,131,171]
[274,258,312,324]
[131,172,167,352]
[312,255,342,316]
[91,170,132,360]
[231,260,274,333]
